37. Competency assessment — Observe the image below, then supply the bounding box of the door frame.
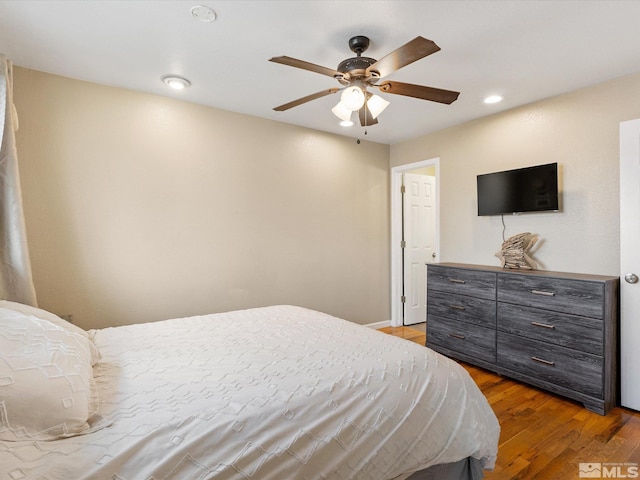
[390,157,440,327]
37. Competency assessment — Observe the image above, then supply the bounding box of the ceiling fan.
[269,35,460,127]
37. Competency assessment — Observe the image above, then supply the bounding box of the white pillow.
[0,308,98,441]
[0,300,100,365]
[0,300,87,337]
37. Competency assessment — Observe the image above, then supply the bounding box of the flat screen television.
[477,162,559,216]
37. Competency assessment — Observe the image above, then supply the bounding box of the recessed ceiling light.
[340,120,354,127]
[484,95,503,104]
[190,5,216,22]
[161,75,191,90]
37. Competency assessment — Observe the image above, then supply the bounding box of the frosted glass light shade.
[367,94,390,119]
[340,86,365,111]
[332,101,352,122]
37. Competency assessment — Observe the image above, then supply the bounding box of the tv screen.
[477,163,559,216]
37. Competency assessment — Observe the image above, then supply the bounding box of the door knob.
[625,273,639,284]
[432,252,437,258]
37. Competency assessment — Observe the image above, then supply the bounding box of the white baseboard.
[364,320,391,329]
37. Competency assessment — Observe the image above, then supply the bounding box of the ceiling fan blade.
[366,36,441,78]
[358,104,378,127]
[273,88,340,111]
[377,81,460,104]
[269,56,343,79]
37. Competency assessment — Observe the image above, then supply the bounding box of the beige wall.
[392,71,640,277]
[13,68,390,329]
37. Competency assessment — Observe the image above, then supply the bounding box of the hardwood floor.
[379,326,640,479]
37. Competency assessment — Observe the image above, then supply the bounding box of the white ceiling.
[2,0,640,145]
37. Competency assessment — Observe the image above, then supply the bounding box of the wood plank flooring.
[379,326,640,479]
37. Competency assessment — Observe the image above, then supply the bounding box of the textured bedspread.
[1,305,499,479]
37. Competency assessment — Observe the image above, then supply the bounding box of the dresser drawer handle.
[449,304,466,311]
[448,278,466,284]
[531,289,555,297]
[448,333,466,340]
[531,356,555,366]
[531,321,555,330]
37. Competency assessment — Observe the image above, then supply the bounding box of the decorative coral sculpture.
[495,232,539,270]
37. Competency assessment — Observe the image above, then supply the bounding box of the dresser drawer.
[497,274,604,318]
[427,316,496,363]
[428,265,496,301]
[428,290,495,328]
[498,303,603,355]
[498,332,603,398]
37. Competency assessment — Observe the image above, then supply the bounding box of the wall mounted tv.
[477,162,559,216]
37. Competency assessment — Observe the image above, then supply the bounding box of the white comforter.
[0,305,499,479]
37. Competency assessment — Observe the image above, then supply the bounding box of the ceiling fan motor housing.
[337,36,380,85]
[337,56,377,74]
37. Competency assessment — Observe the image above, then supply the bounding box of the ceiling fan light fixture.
[340,86,365,111]
[162,75,191,90]
[340,120,354,127]
[270,35,460,130]
[332,101,352,122]
[367,94,390,119]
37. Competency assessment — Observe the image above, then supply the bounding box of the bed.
[0,302,499,480]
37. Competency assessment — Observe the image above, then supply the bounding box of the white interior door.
[620,118,640,411]
[402,173,436,325]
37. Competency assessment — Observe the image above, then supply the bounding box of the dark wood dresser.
[426,262,619,415]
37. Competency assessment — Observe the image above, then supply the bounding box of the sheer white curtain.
[0,55,37,306]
